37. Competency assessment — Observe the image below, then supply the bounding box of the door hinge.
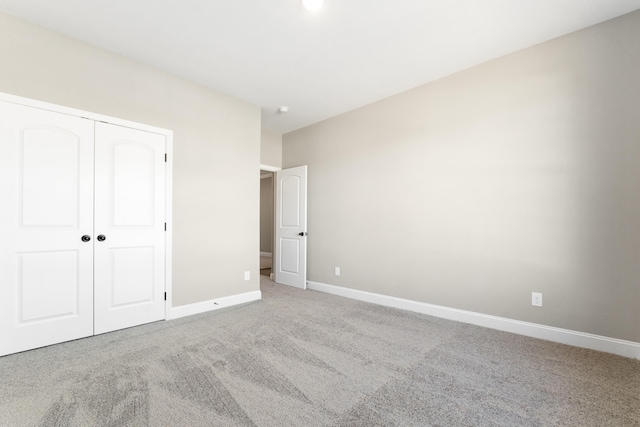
[164,222,167,231]
[164,292,167,301]
[165,153,167,162]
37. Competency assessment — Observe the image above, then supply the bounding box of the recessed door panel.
[111,247,155,307]
[281,176,301,227]
[112,143,155,227]
[19,251,80,323]
[0,100,95,357]
[21,129,79,227]
[280,238,300,274]
[94,122,166,335]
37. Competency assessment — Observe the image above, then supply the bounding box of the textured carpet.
[1,276,639,426]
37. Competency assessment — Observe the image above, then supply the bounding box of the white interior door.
[0,101,95,356]
[93,122,166,334]
[274,165,307,289]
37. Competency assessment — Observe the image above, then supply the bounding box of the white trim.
[169,290,262,320]
[260,252,272,257]
[260,164,281,172]
[164,131,173,320]
[307,281,640,360]
[0,92,170,135]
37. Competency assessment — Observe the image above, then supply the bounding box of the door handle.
[97,235,106,242]
[298,232,308,237]
[81,235,91,242]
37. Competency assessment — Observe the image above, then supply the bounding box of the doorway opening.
[260,169,274,277]
[259,164,307,288]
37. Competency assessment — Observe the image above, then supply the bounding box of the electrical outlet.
[244,271,250,281]
[532,292,542,307]
[334,266,340,276]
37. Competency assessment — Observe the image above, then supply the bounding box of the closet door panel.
[94,122,166,335]
[0,101,95,357]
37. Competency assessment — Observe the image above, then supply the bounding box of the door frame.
[0,91,173,320]
[260,164,281,281]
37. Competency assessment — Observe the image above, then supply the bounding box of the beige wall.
[260,176,274,253]
[261,130,283,168]
[284,11,640,342]
[0,13,261,307]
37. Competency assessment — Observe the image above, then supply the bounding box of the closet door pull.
[97,235,106,242]
[81,235,91,242]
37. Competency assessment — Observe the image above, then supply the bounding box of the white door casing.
[274,165,307,289]
[93,122,166,334]
[0,101,95,356]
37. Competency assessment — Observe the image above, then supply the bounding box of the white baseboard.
[170,290,261,320]
[260,252,272,257]
[307,281,640,360]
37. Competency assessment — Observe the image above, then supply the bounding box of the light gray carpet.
[1,277,639,426]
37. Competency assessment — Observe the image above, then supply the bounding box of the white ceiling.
[1,1,639,134]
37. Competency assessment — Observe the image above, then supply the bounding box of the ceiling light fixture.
[301,0,324,12]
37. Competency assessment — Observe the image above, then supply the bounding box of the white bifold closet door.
[93,122,166,335]
[0,100,166,357]
[0,101,95,356]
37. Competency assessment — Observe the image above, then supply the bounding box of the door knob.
[81,235,91,242]
[97,235,106,242]
[298,232,308,237]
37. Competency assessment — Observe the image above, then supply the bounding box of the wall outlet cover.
[532,292,542,307]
